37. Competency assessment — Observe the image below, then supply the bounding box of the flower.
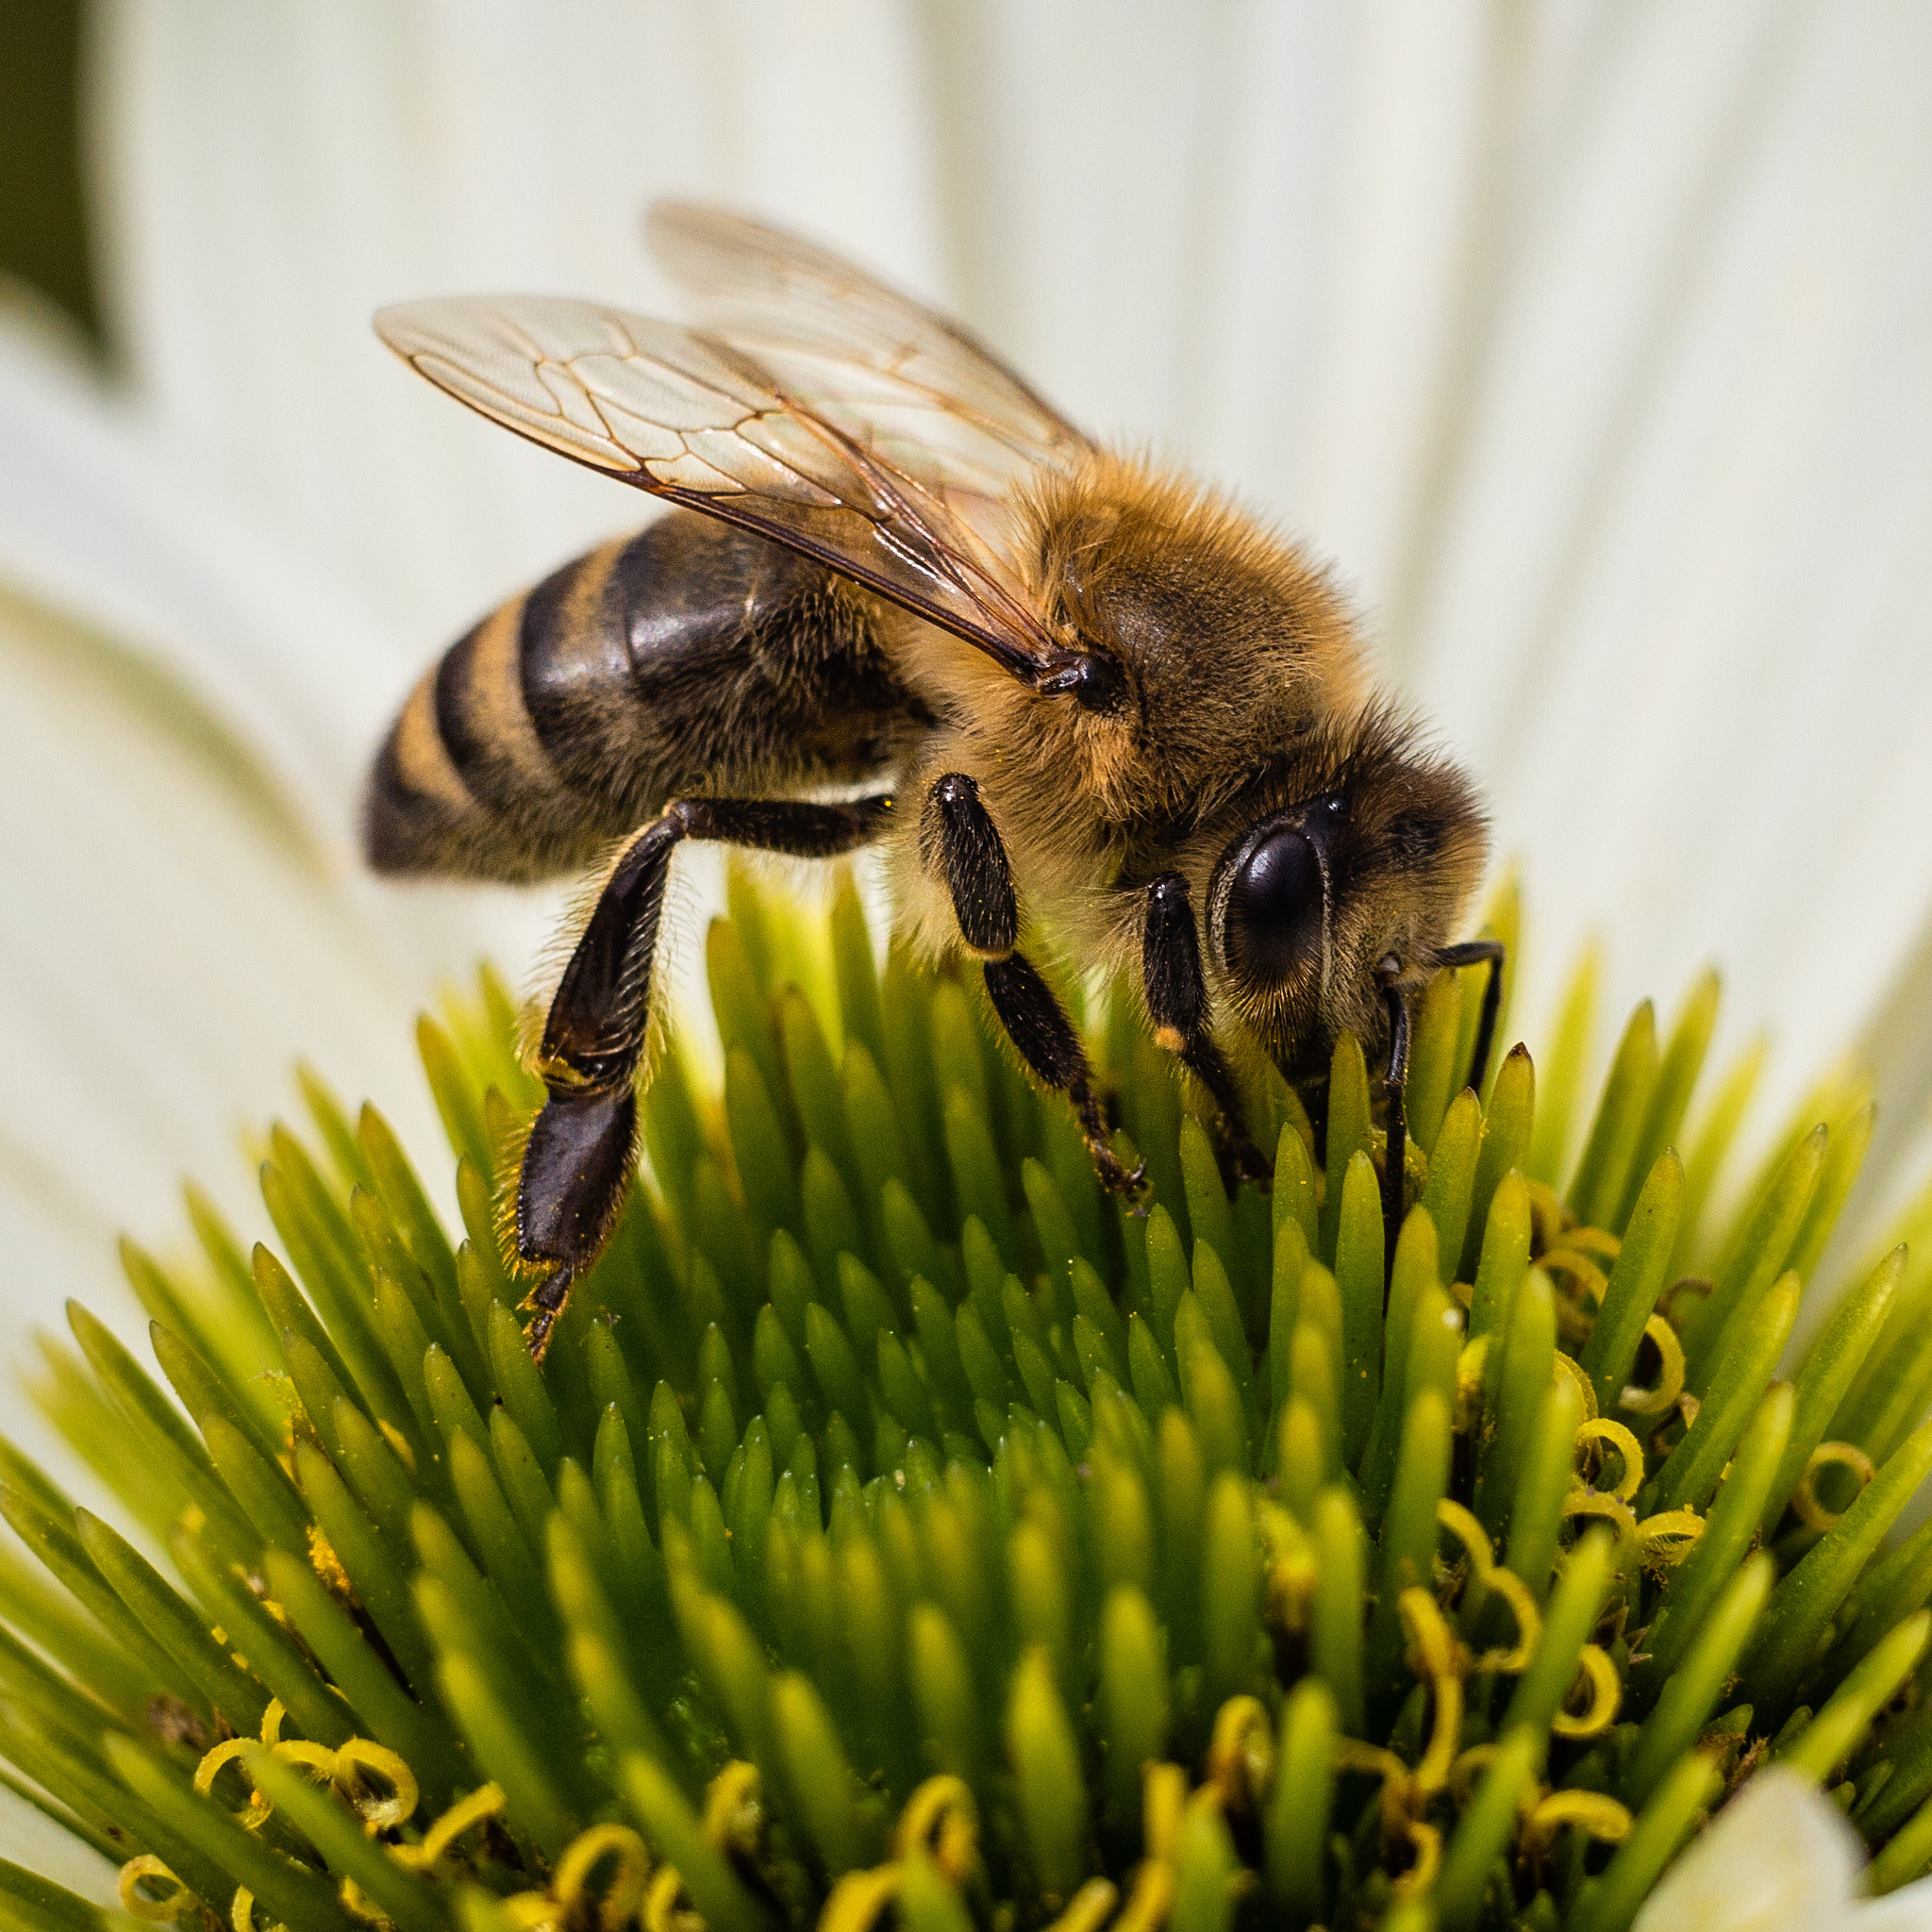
[6,8,1932,1924]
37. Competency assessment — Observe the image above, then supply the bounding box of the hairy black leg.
[924,772,1143,1197]
[921,773,1017,957]
[518,791,893,1358]
[1141,873,1269,1181]
[1436,938,1507,1095]
[1376,955,1411,1300]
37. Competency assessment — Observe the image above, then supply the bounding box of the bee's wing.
[644,200,1094,505]
[375,295,1061,681]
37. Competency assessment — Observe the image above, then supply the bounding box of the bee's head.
[1205,710,1489,1085]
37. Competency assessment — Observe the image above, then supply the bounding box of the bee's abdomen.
[366,512,918,882]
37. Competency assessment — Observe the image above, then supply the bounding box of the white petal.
[1857,1871,1932,1931]
[1633,1768,1864,1932]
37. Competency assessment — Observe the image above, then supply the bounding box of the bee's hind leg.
[1141,873,1270,1183]
[924,773,1146,1199]
[517,791,894,1359]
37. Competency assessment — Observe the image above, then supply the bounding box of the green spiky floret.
[6,868,1932,1932]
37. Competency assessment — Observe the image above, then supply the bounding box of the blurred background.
[4,2,1932,1458]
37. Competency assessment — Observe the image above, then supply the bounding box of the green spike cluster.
[8,871,1932,1932]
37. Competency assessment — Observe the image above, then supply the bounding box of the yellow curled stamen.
[1207,1695,1274,1814]
[1435,1499,1495,1614]
[893,1774,979,1886]
[258,1700,287,1746]
[1561,1491,1638,1540]
[1334,1739,1413,1838]
[1112,1861,1174,1932]
[118,1857,187,1923]
[1393,1819,1442,1899]
[1142,1761,1189,1866]
[272,1739,338,1783]
[1621,1316,1686,1419]
[330,1738,418,1833]
[642,1867,700,1932]
[498,1893,562,1932]
[553,1823,653,1929]
[819,1867,902,1932]
[1472,1567,1541,1674]
[1448,1745,1497,1805]
[1550,1644,1622,1739]
[1635,1508,1705,1574]
[1521,1789,1633,1857]
[1045,1877,1120,1932]
[1574,1419,1646,1502]
[1568,1227,1623,1263]
[1541,1249,1611,1307]
[418,1782,507,1865]
[338,1877,391,1926]
[1454,1339,1490,1433]
[1792,1441,1877,1532]
[702,1759,762,1858]
[1552,1352,1600,1423]
[1398,1590,1466,1795]
[195,1737,272,1829]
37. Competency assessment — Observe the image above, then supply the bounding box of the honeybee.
[369,203,1500,1359]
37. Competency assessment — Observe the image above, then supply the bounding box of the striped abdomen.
[366,510,923,881]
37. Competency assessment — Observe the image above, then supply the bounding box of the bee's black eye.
[1226,824,1325,983]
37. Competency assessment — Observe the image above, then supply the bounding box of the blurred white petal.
[1632,1768,1864,1932]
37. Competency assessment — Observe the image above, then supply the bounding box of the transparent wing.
[375,294,1060,679]
[645,200,1094,508]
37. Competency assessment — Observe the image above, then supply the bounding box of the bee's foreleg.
[924,773,1145,1198]
[1433,937,1507,1095]
[1374,956,1412,1300]
[517,790,894,1359]
[1141,874,1270,1183]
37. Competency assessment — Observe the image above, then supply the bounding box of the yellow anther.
[1436,1499,1494,1598]
[702,1760,762,1858]
[1045,1876,1120,1932]
[1561,1491,1638,1540]
[194,1737,272,1828]
[1398,1591,1467,1795]
[1541,1249,1610,1307]
[1472,1568,1541,1674]
[1448,1745,1497,1804]
[1112,1859,1174,1932]
[819,1867,901,1932]
[118,1857,186,1923]
[1207,1696,1274,1814]
[230,1888,287,1932]
[1551,1644,1623,1739]
[1142,1761,1189,1865]
[1393,1820,1442,1899]
[1552,1351,1599,1422]
[273,1739,339,1783]
[498,1893,561,1932]
[331,1738,418,1833]
[1635,1508,1705,1574]
[1621,1316,1686,1419]
[893,1774,979,1885]
[1455,1339,1491,1433]
[1792,1441,1876,1531]
[338,1876,392,1926]
[642,1867,701,1932]
[1521,1789,1632,1857]
[1568,1227,1623,1262]
[1575,1419,1646,1501]
[554,1824,652,1929]
[418,1782,507,1865]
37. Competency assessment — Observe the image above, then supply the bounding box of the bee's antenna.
[1437,938,1508,1095]
[1375,956,1410,1304]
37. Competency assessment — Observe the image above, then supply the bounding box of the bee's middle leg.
[1141,874,1269,1182]
[518,791,893,1357]
[924,773,1145,1197]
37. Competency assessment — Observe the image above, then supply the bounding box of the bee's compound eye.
[1226,825,1325,983]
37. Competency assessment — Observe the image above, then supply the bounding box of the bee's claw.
[519,1265,575,1363]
